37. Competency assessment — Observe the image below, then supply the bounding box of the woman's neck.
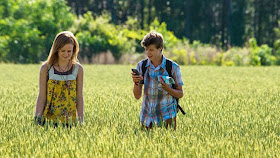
[57,60,70,67]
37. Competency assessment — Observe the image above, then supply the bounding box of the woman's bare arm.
[76,64,84,123]
[34,64,48,117]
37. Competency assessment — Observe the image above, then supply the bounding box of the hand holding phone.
[131,69,140,75]
[131,69,143,85]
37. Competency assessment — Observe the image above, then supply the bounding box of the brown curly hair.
[141,31,164,49]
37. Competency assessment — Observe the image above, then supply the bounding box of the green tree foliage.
[0,0,75,63]
[0,0,279,66]
[249,38,276,66]
[73,12,143,60]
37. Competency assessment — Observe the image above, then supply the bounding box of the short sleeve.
[172,63,184,87]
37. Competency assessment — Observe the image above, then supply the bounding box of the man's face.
[145,44,162,62]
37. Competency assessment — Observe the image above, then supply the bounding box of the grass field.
[0,64,280,157]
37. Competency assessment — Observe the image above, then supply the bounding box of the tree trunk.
[186,0,190,39]
[221,0,227,49]
[75,0,80,15]
[226,0,232,49]
[154,0,162,21]
[257,0,262,44]
[276,0,279,23]
[107,0,116,24]
[271,0,276,48]
[140,0,144,29]
[148,0,152,26]
[254,0,257,39]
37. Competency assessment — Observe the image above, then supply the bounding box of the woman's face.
[58,43,74,62]
[145,44,162,62]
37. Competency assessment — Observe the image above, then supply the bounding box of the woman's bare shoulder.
[40,63,49,74]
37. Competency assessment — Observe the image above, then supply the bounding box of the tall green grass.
[0,64,280,157]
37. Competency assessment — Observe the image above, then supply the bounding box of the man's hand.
[160,76,170,91]
[131,73,143,86]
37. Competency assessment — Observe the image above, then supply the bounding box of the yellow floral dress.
[42,63,79,124]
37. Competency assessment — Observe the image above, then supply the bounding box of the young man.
[132,31,184,130]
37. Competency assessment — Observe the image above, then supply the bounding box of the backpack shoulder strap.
[166,59,177,89]
[166,58,177,89]
[166,59,185,115]
[165,59,173,78]
[166,58,179,98]
[141,59,148,83]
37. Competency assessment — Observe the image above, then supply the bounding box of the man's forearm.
[166,87,183,98]
[133,83,143,99]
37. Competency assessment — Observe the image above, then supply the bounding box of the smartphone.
[132,69,144,84]
[131,69,140,75]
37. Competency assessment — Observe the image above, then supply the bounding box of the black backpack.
[141,59,186,115]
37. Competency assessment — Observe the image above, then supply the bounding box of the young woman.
[132,31,184,130]
[34,31,84,126]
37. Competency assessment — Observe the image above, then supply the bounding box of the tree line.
[67,0,279,49]
[0,0,279,65]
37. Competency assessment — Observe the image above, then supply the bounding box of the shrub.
[223,47,250,66]
[249,38,275,66]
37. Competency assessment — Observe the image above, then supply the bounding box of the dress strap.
[73,63,79,78]
[49,66,54,76]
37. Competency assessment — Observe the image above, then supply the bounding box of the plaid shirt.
[136,55,184,127]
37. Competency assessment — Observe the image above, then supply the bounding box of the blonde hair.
[45,31,79,65]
